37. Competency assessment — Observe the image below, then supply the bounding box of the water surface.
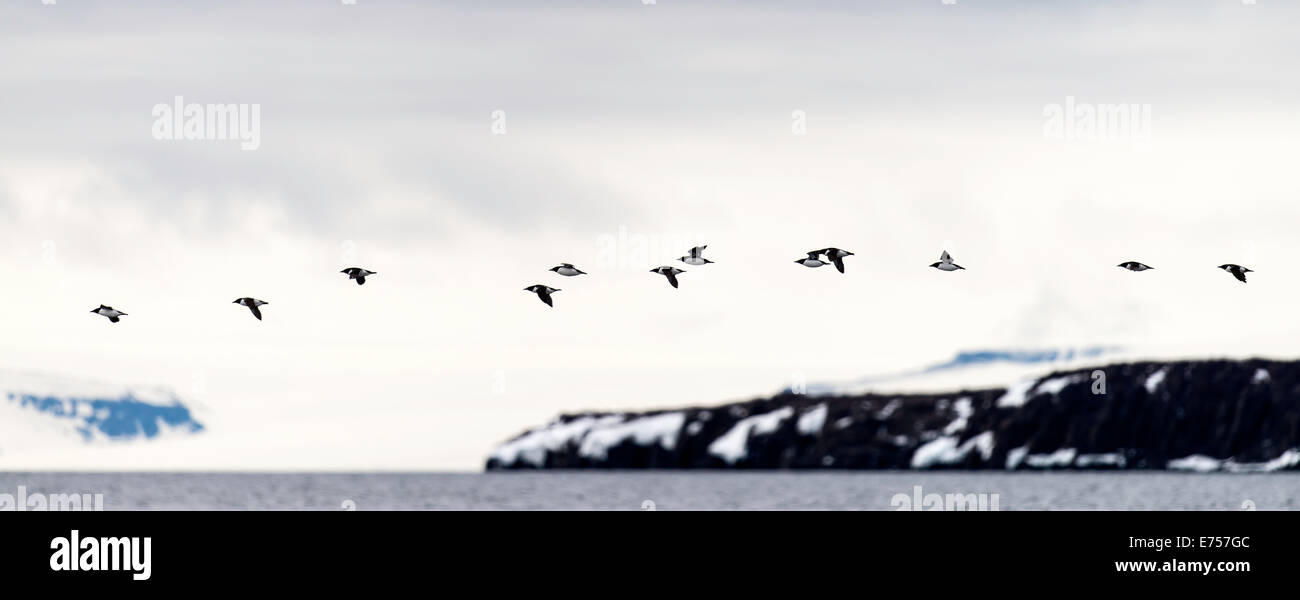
[1,472,1294,510]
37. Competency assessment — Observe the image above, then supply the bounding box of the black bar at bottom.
[2,510,1289,588]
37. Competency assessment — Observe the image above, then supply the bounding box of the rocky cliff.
[485,359,1300,471]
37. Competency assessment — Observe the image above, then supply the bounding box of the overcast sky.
[3,0,1299,470]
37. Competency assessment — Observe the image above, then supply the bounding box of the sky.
[2,0,1299,470]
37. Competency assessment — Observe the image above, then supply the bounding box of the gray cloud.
[3,0,1300,470]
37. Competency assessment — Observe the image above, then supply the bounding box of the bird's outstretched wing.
[250,305,263,321]
[666,272,679,288]
[831,256,845,273]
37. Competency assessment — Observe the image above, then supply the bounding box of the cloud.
[2,0,1300,469]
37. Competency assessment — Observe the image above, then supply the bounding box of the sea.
[2,471,1297,510]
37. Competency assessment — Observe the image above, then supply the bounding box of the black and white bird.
[524,284,560,307]
[818,247,854,274]
[549,263,587,277]
[930,250,965,272]
[650,266,686,288]
[91,305,126,323]
[795,251,829,268]
[1218,264,1252,283]
[1118,261,1153,272]
[678,246,714,266]
[340,267,377,285]
[233,297,268,321]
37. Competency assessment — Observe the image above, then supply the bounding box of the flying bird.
[1118,261,1153,272]
[650,266,686,288]
[1218,264,1252,283]
[340,267,377,285]
[549,263,587,277]
[930,250,965,272]
[524,284,560,307]
[679,246,714,266]
[795,251,830,268]
[233,297,268,321]
[91,305,126,323]
[818,247,854,273]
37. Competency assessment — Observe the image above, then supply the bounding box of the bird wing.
[832,256,845,273]
[666,272,679,288]
[689,245,706,258]
[539,291,553,307]
[940,250,952,263]
[250,305,263,320]
[1234,269,1248,283]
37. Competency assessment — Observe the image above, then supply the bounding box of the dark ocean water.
[1,472,1295,510]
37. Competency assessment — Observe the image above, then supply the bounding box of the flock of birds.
[517,247,1256,308]
[89,267,377,323]
[86,248,1257,320]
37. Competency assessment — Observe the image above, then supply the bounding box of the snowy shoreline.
[487,358,1300,472]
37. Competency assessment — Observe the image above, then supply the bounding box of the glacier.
[0,370,203,453]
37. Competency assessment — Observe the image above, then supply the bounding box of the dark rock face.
[485,360,1300,471]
